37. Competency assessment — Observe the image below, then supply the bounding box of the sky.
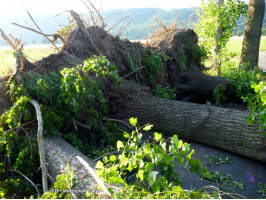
[0,0,204,17]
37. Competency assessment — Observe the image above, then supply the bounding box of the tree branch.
[12,23,66,47]
[0,28,17,49]
[13,47,48,193]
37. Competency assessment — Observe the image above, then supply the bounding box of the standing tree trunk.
[213,0,224,76]
[239,0,265,69]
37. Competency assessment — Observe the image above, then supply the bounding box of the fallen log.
[106,79,266,162]
[43,136,112,198]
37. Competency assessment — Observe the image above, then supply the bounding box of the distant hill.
[1,7,266,46]
[101,8,198,40]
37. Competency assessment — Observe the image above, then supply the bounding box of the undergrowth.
[0,56,124,198]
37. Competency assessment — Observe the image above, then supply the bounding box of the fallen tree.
[1,11,265,158]
[0,12,265,197]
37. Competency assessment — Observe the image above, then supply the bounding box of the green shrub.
[93,117,212,199]
[154,84,176,100]
[142,50,164,84]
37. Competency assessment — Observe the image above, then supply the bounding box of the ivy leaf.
[189,159,201,174]
[151,183,161,193]
[172,185,182,192]
[171,135,179,146]
[136,169,145,181]
[154,132,162,141]
[147,171,158,186]
[117,141,124,150]
[129,117,138,127]
[143,124,153,131]
[120,154,129,166]
[95,161,104,169]
[145,162,154,171]
[109,155,116,162]
[137,133,143,140]
[123,132,130,139]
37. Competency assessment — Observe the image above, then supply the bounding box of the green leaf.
[123,132,130,139]
[145,162,154,171]
[189,159,201,173]
[137,133,143,140]
[148,171,158,182]
[172,185,182,193]
[212,191,219,199]
[154,132,162,141]
[146,171,158,186]
[136,170,145,181]
[103,156,108,163]
[120,154,129,166]
[129,117,138,127]
[151,183,161,193]
[109,155,116,162]
[143,124,153,131]
[117,140,124,150]
[95,161,104,169]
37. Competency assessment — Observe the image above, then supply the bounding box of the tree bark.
[213,0,224,76]
[43,136,113,198]
[239,0,265,69]
[106,79,266,162]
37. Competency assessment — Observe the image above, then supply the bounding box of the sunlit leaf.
[129,117,138,127]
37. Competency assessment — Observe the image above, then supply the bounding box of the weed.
[201,168,244,192]
[205,155,232,166]
[257,183,266,199]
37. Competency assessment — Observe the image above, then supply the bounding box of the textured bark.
[107,80,266,162]
[43,136,113,198]
[240,0,265,69]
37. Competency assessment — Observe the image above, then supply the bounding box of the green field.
[1,37,266,76]
[226,36,266,56]
[0,45,55,76]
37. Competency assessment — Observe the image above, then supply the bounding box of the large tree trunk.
[43,136,113,198]
[105,79,266,162]
[239,0,265,69]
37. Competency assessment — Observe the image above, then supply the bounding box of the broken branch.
[12,23,66,48]
[0,28,17,49]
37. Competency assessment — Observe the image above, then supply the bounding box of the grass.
[226,36,266,57]
[203,36,266,76]
[0,45,56,76]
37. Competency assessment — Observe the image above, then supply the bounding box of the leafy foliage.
[257,183,266,199]
[0,56,122,198]
[196,0,247,75]
[93,118,212,199]
[41,165,77,199]
[213,84,227,106]
[190,45,208,66]
[142,50,164,85]
[205,155,232,166]
[154,84,176,100]
[242,81,266,135]
[0,94,39,198]
[201,168,244,192]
